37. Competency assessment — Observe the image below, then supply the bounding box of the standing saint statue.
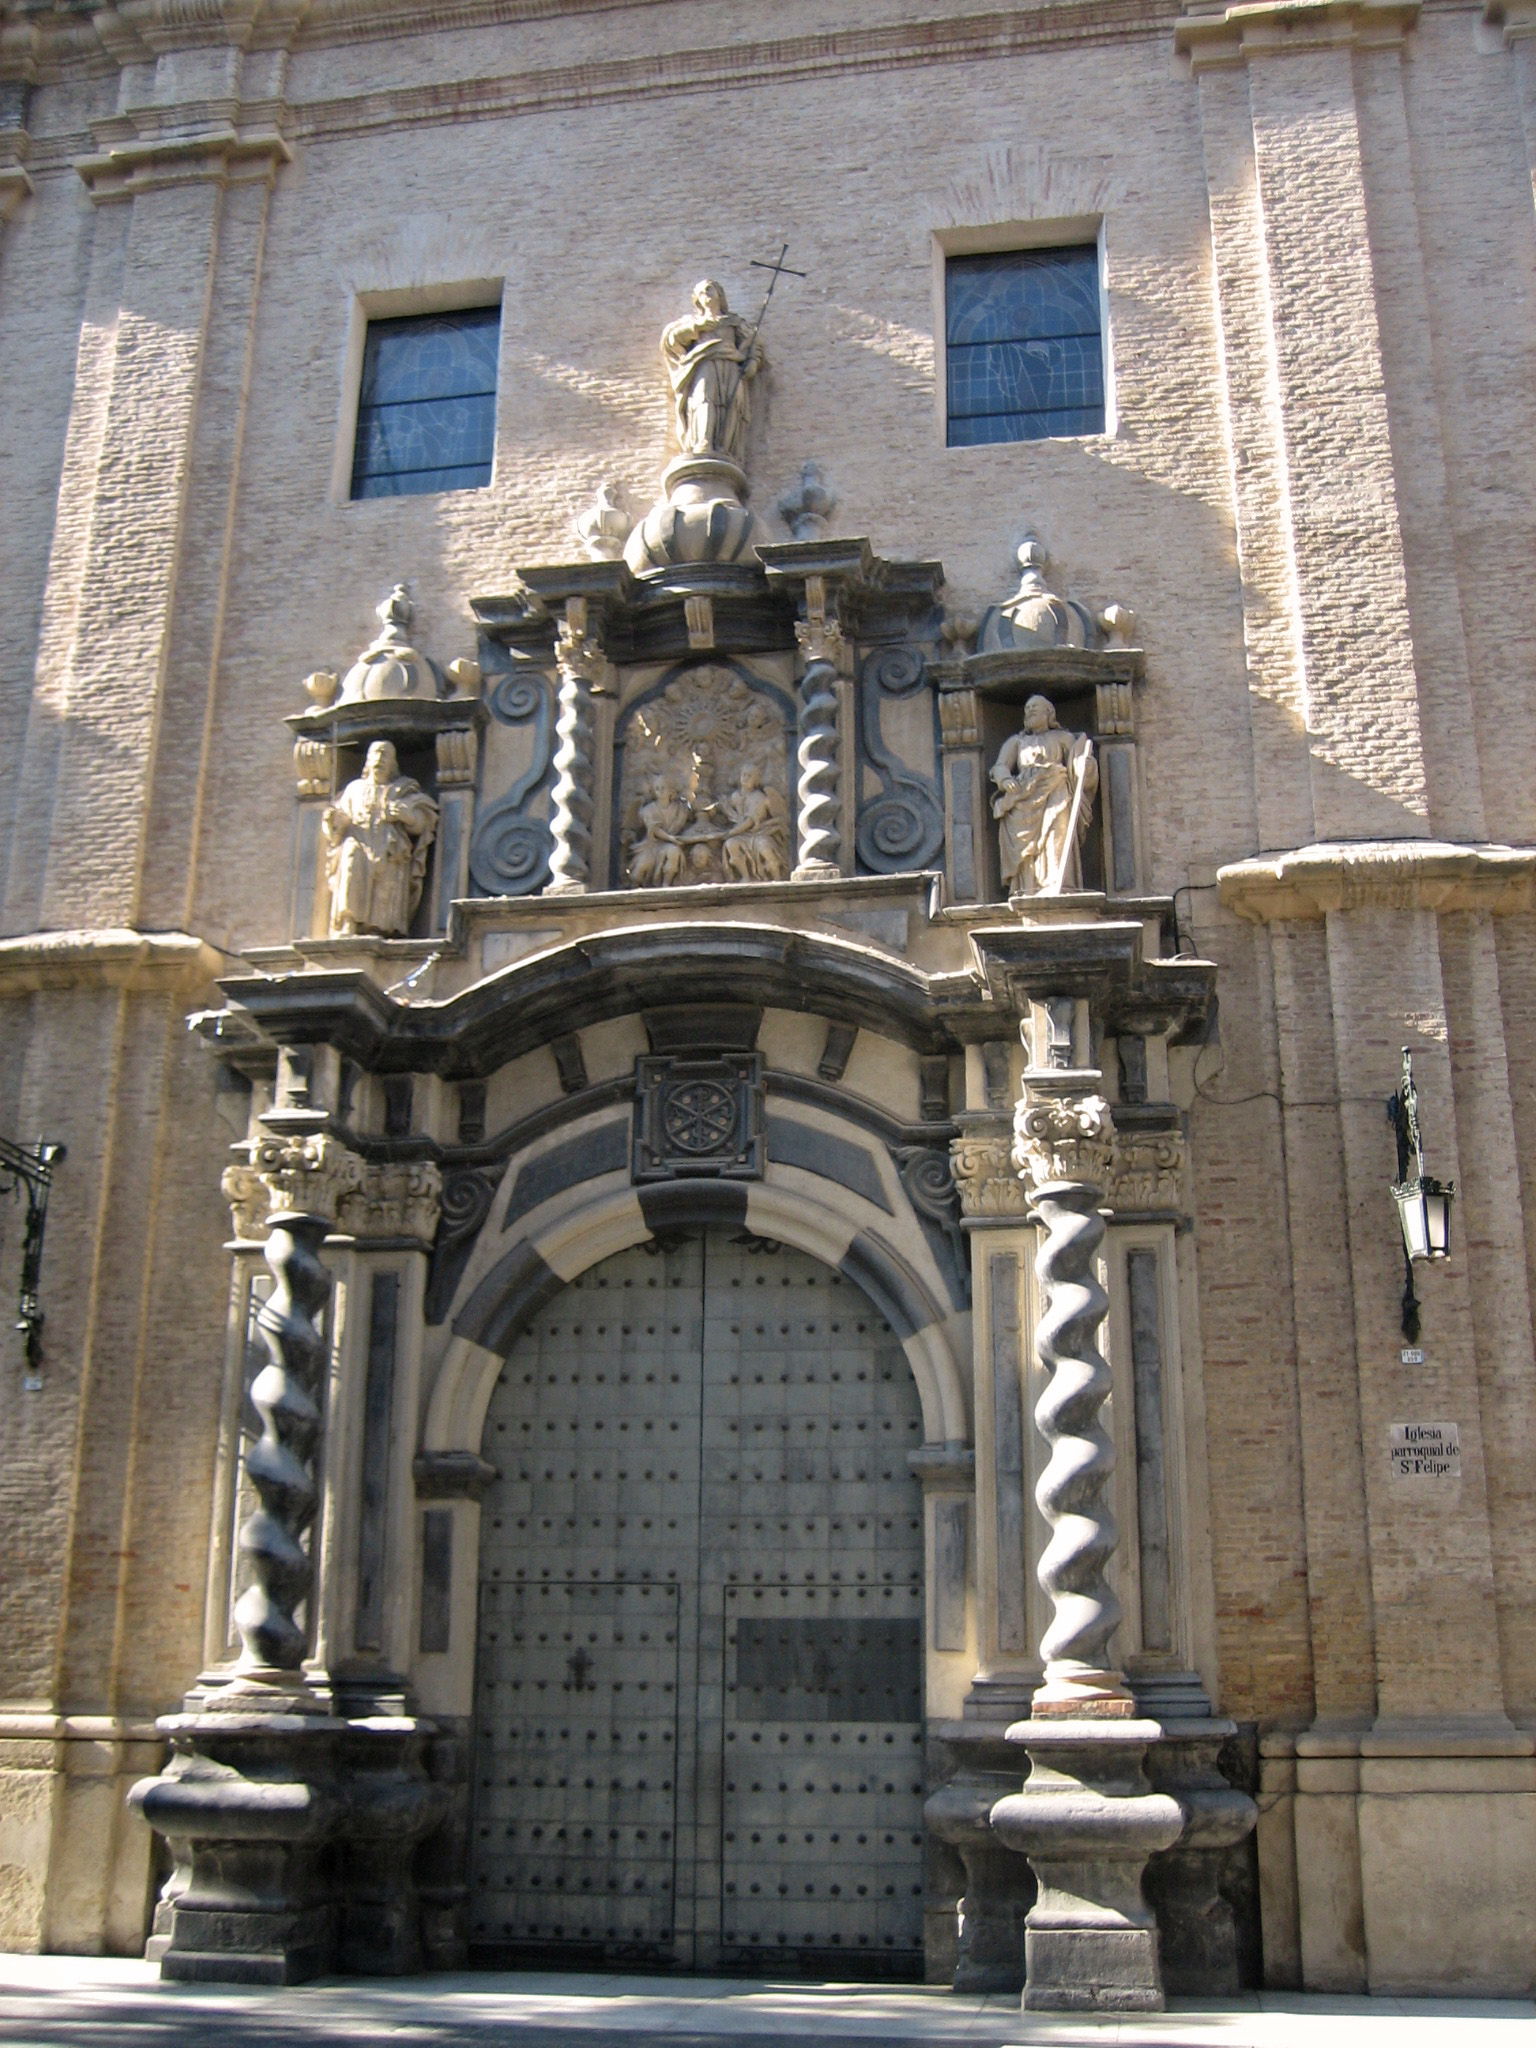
[661,279,765,464]
[990,695,1098,898]
[322,740,439,937]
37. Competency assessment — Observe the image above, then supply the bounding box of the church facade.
[2,0,1536,2003]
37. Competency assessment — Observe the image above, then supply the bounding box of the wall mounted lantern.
[1387,1049,1453,1341]
[0,1137,65,1384]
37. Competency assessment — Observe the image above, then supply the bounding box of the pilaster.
[2,36,293,937]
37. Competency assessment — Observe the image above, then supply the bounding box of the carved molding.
[1218,840,1536,922]
[224,1137,442,1240]
[75,126,293,203]
[1175,0,1420,68]
[954,1118,1183,1217]
[0,928,224,998]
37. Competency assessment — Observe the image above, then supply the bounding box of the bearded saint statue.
[660,279,765,464]
[322,740,438,937]
[990,696,1098,898]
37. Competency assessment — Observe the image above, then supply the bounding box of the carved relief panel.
[612,664,794,889]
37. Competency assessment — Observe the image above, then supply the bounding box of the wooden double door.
[470,1229,928,1976]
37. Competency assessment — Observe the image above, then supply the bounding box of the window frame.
[932,218,1113,449]
[333,279,505,505]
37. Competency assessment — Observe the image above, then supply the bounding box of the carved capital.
[225,1143,442,1241]
[1012,1089,1115,1194]
[956,1115,1175,1215]
[225,1132,365,1233]
[554,619,615,695]
[938,688,982,750]
[1107,1129,1186,1212]
[795,574,852,673]
[951,1128,1031,1218]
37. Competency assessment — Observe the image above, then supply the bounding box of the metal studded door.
[471,1230,927,1976]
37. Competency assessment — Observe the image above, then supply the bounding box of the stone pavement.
[0,1960,1529,2048]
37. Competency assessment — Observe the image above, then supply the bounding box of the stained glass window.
[945,246,1104,446]
[351,306,501,499]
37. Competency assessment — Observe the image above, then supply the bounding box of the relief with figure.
[615,666,792,888]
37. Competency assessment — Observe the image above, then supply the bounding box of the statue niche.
[617,669,791,889]
[323,740,439,936]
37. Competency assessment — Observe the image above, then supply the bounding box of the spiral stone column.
[233,1210,332,1683]
[987,1068,1182,2011]
[793,654,842,878]
[130,1130,415,1984]
[545,613,608,894]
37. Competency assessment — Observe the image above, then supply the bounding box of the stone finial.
[778,461,836,540]
[977,535,1128,654]
[574,480,632,562]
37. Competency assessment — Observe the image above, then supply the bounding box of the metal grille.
[472,1230,926,1974]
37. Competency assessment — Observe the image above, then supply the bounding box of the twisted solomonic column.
[793,655,841,878]
[220,1132,363,1700]
[545,616,612,894]
[1011,1082,1134,1717]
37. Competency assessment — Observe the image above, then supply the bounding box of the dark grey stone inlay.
[765,1113,891,1212]
[838,1231,926,1340]
[454,1238,565,1355]
[989,1250,1028,1657]
[502,1120,629,1233]
[1107,744,1137,893]
[637,1178,750,1235]
[947,755,976,900]
[933,1496,969,1652]
[1128,1247,1172,1653]
[420,1509,453,1655]
[355,1270,399,1654]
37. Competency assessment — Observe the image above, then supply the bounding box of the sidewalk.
[0,1958,1529,2048]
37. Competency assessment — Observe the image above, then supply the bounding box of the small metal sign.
[1388,1421,1460,1480]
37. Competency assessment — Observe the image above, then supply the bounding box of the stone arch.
[421,1174,969,1471]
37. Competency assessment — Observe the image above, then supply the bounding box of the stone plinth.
[130,1708,342,1984]
[925,1723,1035,1991]
[990,1718,1183,2012]
[1143,1719,1259,1995]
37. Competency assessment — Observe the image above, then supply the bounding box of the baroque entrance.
[470,1229,928,1976]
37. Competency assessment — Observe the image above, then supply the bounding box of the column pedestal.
[991,1719,1183,2012]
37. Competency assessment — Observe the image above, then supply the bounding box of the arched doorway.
[469,1227,928,1977]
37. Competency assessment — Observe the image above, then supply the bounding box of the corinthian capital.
[223,1132,368,1235]
[1012,1087,1115,1194]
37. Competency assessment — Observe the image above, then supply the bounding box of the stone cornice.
[1175,0,1420,66]
[76,121,292,200]
[0,928,228,996]
[1486,0,1536,42]
[7,0,1176,102]
[1218,841,1536,922]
